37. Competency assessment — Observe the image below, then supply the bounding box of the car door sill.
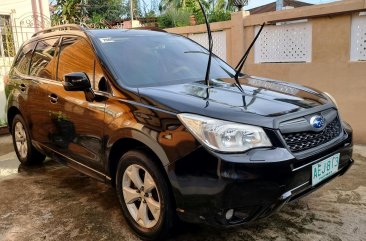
[37,142,111,183]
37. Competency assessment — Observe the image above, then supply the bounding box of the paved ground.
[0,134,365,241]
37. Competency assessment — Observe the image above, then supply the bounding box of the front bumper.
[169,124,353,226]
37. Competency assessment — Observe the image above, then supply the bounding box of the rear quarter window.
[10,41,37,76]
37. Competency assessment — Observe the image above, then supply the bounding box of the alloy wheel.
[14,121,28,159]
[122,164,161,229]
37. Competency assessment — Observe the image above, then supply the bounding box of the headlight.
[323,92,338,108]
[177,113,272,152]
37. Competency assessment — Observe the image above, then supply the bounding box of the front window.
[96,32,236,87]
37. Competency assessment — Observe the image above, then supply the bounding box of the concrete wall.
[166,0,366,144]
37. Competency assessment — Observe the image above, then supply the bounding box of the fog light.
[225,209,234,220]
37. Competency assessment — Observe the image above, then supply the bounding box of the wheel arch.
[107,128,171,185]
[7,106,22,132]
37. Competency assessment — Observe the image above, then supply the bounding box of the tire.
[116,149,176,240]
[11,114,46,165]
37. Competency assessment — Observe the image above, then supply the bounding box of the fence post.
[229,11,250,66]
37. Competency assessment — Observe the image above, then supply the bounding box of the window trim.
[28,36,61,80]
[57,35,111,93]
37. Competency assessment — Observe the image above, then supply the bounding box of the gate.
[0,13,51,127]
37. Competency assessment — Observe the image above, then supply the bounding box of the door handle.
[48,93,58,104]
[19,84,26,92]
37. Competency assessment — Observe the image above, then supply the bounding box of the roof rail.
[133,26,167,32]
[32,24,86,37]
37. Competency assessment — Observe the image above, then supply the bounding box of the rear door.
[46,35,107,174]
[7,41,37,128]
[20,37,59,146]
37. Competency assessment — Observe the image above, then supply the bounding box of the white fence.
[188,31,227,61]
[254,21,312,63]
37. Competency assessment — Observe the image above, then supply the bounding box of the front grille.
[282,117,342,153]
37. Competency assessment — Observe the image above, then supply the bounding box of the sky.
[244,0,339,10]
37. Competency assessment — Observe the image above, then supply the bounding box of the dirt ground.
[0,134,365,241]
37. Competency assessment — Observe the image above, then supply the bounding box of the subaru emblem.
[310,115,325,130]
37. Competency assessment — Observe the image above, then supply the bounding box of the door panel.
[46,36,106,171]
[26,38,59,145]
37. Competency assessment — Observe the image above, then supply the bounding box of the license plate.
[312,153,340,186]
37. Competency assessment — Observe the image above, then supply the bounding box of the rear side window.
[11,41,37,75]
[29,37,60,79]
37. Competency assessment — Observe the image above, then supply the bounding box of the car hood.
[137,76,330,128]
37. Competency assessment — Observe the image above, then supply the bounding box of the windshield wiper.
[234,22,266,83]
[184,51,209,55]
[198,0,213,87]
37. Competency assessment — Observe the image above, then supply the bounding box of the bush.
[158,8,192,28]
[209,9,231,23]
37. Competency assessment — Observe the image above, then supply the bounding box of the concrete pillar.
[229,11,250,66]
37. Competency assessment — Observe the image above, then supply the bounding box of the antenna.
[198,0,213,87]
[234,22,265,82]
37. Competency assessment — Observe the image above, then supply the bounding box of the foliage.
[125,0,142,19]
[51,0,127,26]
[157,0,236,28]
[158,8,192,28]
[87,0,127,22]
[0,119,7,127]
[140,0,160,18]
[51,0,239,28]
[52,0,81,24]
[184,0,207,24]
[209,9,231,22]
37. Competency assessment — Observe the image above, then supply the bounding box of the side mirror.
[62,72,91,91]
[62,72,95,102]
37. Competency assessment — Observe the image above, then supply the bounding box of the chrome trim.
[280,191,292,200]
[292,149,342,172]
[289,181,309,193]
[39,143,109,179]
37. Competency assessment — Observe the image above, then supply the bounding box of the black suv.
[5,25,353,240]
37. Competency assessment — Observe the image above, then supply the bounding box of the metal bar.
[13,19,20,51]
[32,24,85,37]
[0,24,5,57]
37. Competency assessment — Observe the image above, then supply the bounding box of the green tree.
[84,0,126,22]
[123,0,142,19]
[51,0,128,26]
[52,0,82,24]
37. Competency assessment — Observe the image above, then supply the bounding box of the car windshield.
[96,33,236,87]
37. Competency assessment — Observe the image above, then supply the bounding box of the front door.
[46,36,107,175]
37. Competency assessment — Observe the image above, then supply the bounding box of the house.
[0,0,50,125]
[248,0,313,15]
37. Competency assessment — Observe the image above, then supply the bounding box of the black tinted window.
[29,37,60,79]
[12,41,37,75]
[57,37,103,89]
[97,33,236,87]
